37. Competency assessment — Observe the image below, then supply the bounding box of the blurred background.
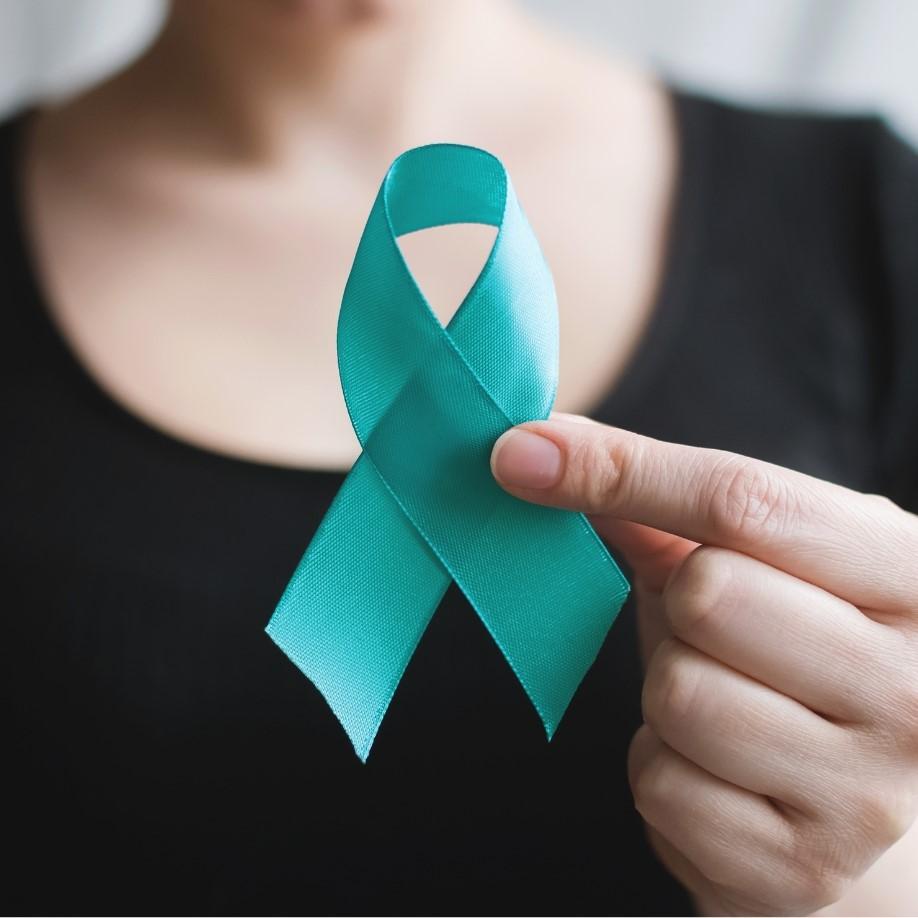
[1,0,917,143]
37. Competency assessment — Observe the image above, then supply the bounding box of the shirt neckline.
[2,87,707,479]
[589,88,708,424]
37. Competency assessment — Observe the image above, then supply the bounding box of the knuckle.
[664,546,735,638]
[566,430,636,513]
[864,492,900,513]
[629,744,673,821]
[875,645,918,758]
[850,783,917,848]
[784,784,917,914]
[705,456,797,544]
[887,505,918,567]
[785,824,854,912]
[626,724,656,790]
[642,638,702,732]
[888,666,918,758]
[788,863,850,912]
[901,668,918,738]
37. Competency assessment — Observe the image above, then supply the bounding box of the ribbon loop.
[267,144,629,761]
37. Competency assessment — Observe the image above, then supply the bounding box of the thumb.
[489,414,669,520]
[490,416,700,664]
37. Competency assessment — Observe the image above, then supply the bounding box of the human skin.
[491,416,918,915]
[22,0,917,912]
[24,0,673,470]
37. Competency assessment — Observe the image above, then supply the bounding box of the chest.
[24,143,671,468]
[0,239,876,916]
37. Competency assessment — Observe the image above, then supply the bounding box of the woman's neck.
[24,0,675,469]
[113,0,538,168]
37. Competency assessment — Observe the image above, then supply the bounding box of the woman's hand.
[490,416,918,916]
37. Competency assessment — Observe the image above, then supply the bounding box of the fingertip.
[490,427,563,490]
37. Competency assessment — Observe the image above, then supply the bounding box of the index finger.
[490,418,918,613]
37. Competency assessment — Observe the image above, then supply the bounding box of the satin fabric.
[267,144,629,760]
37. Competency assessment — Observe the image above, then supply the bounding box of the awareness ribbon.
[266,143,630,761]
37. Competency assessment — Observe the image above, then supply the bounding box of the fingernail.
[491,428,563,489]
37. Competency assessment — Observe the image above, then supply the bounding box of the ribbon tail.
[266,453,449,761]
[360,339,631,743]
[470,500,631,739]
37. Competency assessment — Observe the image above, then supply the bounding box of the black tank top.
[3,91,917,915]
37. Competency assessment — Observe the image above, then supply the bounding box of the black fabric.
[2,90,917,916]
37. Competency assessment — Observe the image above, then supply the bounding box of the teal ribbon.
[267,143,630,761]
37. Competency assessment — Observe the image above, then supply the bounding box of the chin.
[261,0,407,23]
[174,0,419,43]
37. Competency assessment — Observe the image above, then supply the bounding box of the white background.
[1,0,917,144]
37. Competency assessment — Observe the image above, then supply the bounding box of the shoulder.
[676,88,913,166]
[0,106,27,150]
[0,108,40,293]
[680,90,918,505]
[0,109,29,256]
[674,89,918,242]
[0,107,30,191]
[673,90,918,311]
[0,108,54,379]
[0,109,36,309]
